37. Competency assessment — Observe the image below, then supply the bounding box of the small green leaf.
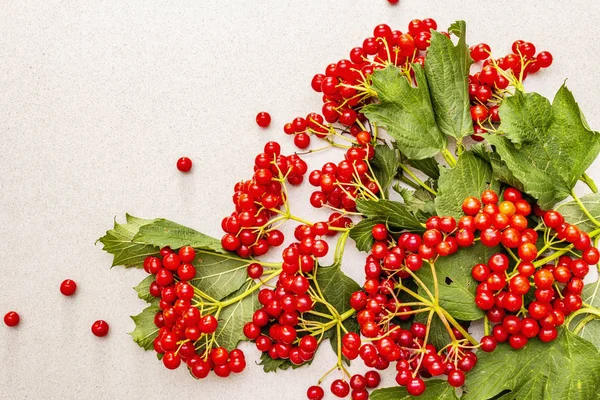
[97,214,159,268]
[371,379,458,400]
[415,242,494,321]
[130,304,160,350]
[134,275,159,305]
[569,280,600,350]
[371,143,401,197]
[214,281,259,351]
[363,65,447,160]
[133,219,225,253]
[555,193,600,233]
[435,151,492,220]
[464,329,600,399]
[190,250,250,300]
[406,157,441,180]
[488,86,600,209]
[424,20,473,141]
[349,217,389,252]
[356,199,424,231]
[258,352,313,372]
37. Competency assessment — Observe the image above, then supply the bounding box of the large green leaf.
[133,219,225,253]
[424,20,473,141]
[130,304,160,350]
[415,243,494,321]
[435,151,492,220]
[555,193,600,233]
[371,379,458,400]
[464,329,600,399]
[190,250,250,300]
[363,65,447,160]
[488,86,600,209]
[371,143,401,197]
[569,280,600,350]
[97,214,159,268]
[214,281,259,351]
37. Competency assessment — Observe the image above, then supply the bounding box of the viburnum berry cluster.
[462,189,600,350]
[99,16,600,400]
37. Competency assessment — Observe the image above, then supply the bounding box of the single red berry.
[307,386,325,400]
[4,311,20,327]
[176,157,192,172]
[331,379,350,398]
[60,279,77,296]
[256,112,272,127]
[91,320,109,337]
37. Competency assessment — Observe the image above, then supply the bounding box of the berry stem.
[398,162,438,196]
[580,172,598,193]
[571,189,600,228]
[441,148,457,168]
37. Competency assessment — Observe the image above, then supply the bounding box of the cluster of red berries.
[286,19,441,150]
[220,141,308,258]
[142,245,247,378]
[308,145,379,213]
[308,371,381,400]
[461,189,600,350]
[243,238,326,365]
[468,41,553,141]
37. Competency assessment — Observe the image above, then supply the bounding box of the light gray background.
[1,1,599,399]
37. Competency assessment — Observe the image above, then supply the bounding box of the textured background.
[1,1,599,399]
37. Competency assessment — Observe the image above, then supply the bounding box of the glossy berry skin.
[4,311,20,327]
[60,279,77,296]
[91,320,109,337]
[307,386,325,400]
[256,112,271,127]
[176,157,192,172]
[331,379,350,398]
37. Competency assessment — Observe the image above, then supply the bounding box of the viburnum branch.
[398,162,438,196]
[580,172,598,193]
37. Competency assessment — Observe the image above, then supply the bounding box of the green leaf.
[371,143,401,197]
[349,217,389,252]
[214,281,259,351]
[371,379,458,400]
[435,151,492,220]
[464,329,600,399]
[569,280,600,350]
[363,65,447,160]
[97,214,159,268]
[406,157,441,180]
[130,304,160,350]
[415,242,494,321]
[356,199,424,231]
[134,275,159,305]
[488,86,600,209]
[258,352,314,372]
[555,193,600,233]
[471,143,524,191]
[424,20,473,141]
[133,219,225,253]
[190,250,250,300]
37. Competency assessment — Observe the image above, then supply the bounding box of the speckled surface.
[1,1,599,399]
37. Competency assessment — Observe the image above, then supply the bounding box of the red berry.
[176,157,192,172]
[4,311,20,327]
[60,279,77,296]
[256,112,271,127]
[331,379,350,398]
[307,386,325,400]
[91,320,109,337]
